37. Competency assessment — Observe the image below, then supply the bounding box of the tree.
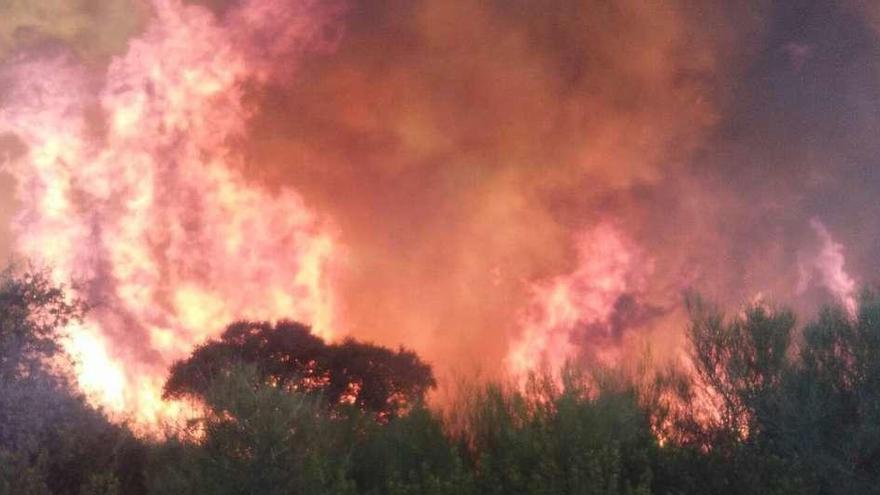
[684,296,794,448]
[0,266,147,495]
[163,320,436,420]
[448,368,657,495]
[150,365,356,495]
[772,293,880,493]
[654,296,810,494]
[0,266,85,385]
[667,293,880,494]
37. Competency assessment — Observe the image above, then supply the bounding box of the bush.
[0,268,146,495]
[448,369,657,495]
[149,365,356,495]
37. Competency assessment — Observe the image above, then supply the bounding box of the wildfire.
[1,0,341,426]
[0,0,867,431]
[506,223,651,383]
[798,219,857,315]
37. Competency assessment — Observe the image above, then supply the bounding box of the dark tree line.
[163,320,435,420]
[4,266,880,494]
[660,294,880,493]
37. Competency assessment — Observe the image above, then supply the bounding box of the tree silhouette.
[0,267,146,495]
[0,267,85,385]
[164,320,436,420]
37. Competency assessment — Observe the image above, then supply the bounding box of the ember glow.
[1,0,879,426]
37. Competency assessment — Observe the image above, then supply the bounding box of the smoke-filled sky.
[1,0,879,423]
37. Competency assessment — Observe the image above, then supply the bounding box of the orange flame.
[1,0,342,427]
[798,219,857,315]
[506,222,651,383]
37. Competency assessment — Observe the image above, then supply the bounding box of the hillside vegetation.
[1,268,879,494]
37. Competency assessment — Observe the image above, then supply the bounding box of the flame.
[506,223,651,382]
[2,0,868,433]
[1,0,342,427]
[798,218,857,315]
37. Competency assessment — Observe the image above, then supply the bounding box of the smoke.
[798,219,857,314]
[1,0,343,422]
[507,222,651,381]
[0,0,147,62]
[1,0,879,423]
[238,0,764,376]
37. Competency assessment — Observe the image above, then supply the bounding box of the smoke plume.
[1,0,878,423]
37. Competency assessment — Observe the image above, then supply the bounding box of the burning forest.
[1,0,880,493]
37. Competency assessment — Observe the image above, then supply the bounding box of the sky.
[0,0,879,421]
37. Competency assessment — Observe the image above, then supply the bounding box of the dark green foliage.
[10,260,880,494]
[351,406,474,495]
[0,449,51,495]
[149,365,357,495]
[683,296,795,448]
[450,370,656,495]
[151,365,661,495]
[660,292,880,494]
[767,294,880,494]
[163,320,436,420]
[154,365,468,495]
[0,267,146,495]
[0,266,85,384]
